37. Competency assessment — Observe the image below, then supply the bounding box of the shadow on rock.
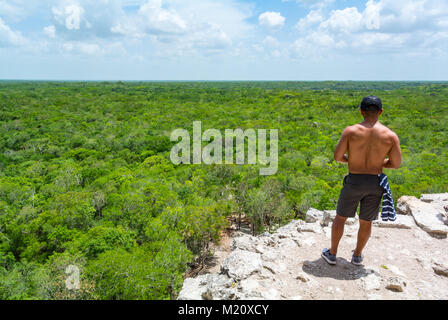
[302,257,373,281]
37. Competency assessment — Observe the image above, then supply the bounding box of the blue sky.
[0,0,447,80]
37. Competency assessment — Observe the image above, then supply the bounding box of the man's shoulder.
[377,123,398,138]
[343,124,359,133]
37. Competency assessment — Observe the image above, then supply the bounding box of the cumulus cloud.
[110,0,253,55]
[320,7,363,33]
[292,0,448,58]
[258,11,285,30]
[364,0,381,30]
[296,10,324,32]
[0,0,253,59]
[0,17,27,47]
[138,0,187,34]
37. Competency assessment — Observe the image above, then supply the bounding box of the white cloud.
[296,10,324,32]
[258,11,285,30]
[320,7,363,34]
[364,0,381,30]
[292,0,448,58]
[138,0,187,34]
[109,0,253,55]
[0,0,254,58]
[262,36,280,47]
[0,17,27,47]
[44,25,56,38]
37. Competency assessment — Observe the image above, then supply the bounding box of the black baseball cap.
[360,95,383,111]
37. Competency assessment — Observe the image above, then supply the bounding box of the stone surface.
[405,197,448,237]
[177,276,208,300]
[231,234,258,252]
[420,193,448,203]
[297,222,322,234]
[362,273,382,291]
[322,210,336,226]
[432,261,448,278]
[321,210,357,226]
[179,199,448,300]
[345,216,358,225]
[296,272,310,283]
[373,215,415,229]
[388,265,407,278]
[396,196,416,215]
[202,274,236,300]
[221,249,263,280]
[385,277,406,292]
[305,208,324,223]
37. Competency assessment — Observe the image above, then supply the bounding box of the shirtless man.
[322,95,402,266]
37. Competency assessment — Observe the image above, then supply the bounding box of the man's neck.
[361,118,379,128]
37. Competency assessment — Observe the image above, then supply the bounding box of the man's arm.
[334,127,351,164]
[383,133,402,169]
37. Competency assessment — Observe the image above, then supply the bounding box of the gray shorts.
[336,173,384,222]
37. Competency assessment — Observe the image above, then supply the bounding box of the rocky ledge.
[178,194,448,300]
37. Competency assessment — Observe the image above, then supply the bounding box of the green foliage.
[86,233,191,300]
[0,81,447,299]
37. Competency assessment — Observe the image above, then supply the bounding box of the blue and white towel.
[378,173,397,222]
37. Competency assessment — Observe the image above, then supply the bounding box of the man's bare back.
[334,121,402,175]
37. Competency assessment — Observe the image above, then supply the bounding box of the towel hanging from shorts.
[378,173,397,222]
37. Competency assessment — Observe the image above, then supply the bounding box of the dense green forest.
[0,81,447,299]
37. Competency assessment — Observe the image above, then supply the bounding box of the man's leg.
[353,219,372,257]
[330,214,347,255]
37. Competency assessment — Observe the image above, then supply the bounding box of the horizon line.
[1,79,448,82]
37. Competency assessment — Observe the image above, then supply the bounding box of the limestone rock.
[298,236,317,247]
[322,210,357,226]
[221,249,263,280]
[322,210,336,226]
[385,277,406,292]
[295,272,310,283]
[178,197,448,301]
[432,261,448,278]
[367,293,383,300]
[298,222,322,234]
[397,196,417,215]
[420,193,448,203]
[388,265,406,278]
[262,288,281,299]
[202,274,236,300]
[275,220,302,234]
[346,216,358,225]
[231,234,258,252]
[305,208,324,223]
[263,261,287,275]
[402,197,448,237]
[323,226,332,239]
[177,276,208,300]
[237,279,262,299]
[373,215,415,229]
[362,273,382,291]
